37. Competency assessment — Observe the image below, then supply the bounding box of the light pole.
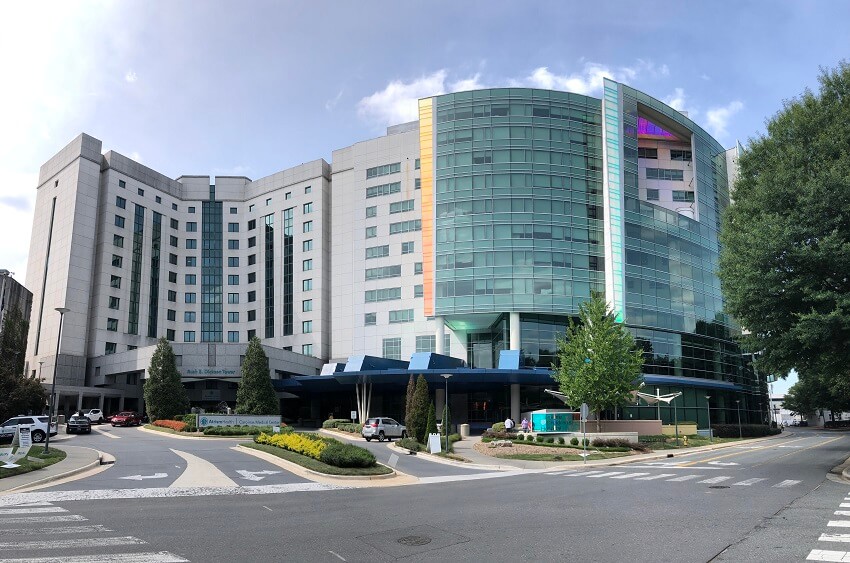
[705,395,712,443]
[441,374,452,452]
[45,307,70,454]
[735,399,742,439]
[656,387,661,422]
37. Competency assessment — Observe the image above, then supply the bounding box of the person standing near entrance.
[521,418,529,432]
[504,417,514,433]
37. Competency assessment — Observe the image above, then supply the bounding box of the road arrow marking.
[119,473,168,481]
[235,470,281,481]
[708,461,740,466]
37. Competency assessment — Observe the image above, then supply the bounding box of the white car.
[82,409,105,424]
[361,417,407,442]
[0,416,58,444]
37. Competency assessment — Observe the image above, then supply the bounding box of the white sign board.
[16,427,32,458]
[197,414,282,428]
[0,447,13,465]
[580,403,590,422]
[428,433,442,454]
[351,411,358,421]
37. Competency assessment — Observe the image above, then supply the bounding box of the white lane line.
[328,551,346,561]
[667,475,703,482]
[806,549,850,561]
[821,534,850,543]
[0,552,189,563]
[562,471,606,477]
[169,449,237,488]
[836,511,850,517]
[0,483,350,505]
[586,472,625,479]
[263,506,273,512]
[611,473,650,480]
[0,537,146,550]
[699,476,732,484]
[5,503,54,507]
[841,503,850,508]
[419,471,523,484]
[0,507,67,515]
[544,471,575,476]
[829,522,850,528]
[732,478,767,486]
[91,426,120,439]
[773,480,801,488]
[635,473,677,481]
[0,515,87,524]
[2,525,111,536]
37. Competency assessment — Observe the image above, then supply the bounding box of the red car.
[110,411,143,427]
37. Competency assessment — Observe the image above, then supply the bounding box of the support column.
[98,394,105,410]
[77,392,84,412]
[118,395,125,411]
[509,312,521,350]
[511,384,520,422]
[435,388,446,419]
[435,316,446,354]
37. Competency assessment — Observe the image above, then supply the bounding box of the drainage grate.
[709,485,730,489]
[397,536,432,547]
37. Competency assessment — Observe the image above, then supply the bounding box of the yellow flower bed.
[255,432,327,460]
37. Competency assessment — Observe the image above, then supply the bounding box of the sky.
[0,2,845,386]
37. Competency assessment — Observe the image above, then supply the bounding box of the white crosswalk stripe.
[0,553,188,563]
[0,515,87,525]
[667,475,703,482]
[0,537,147,550]
[562,470,606,477]
[699,476,732,484]
[611,473,651,479]
[773,480,801,488]
[829,522,850,528]
[1,526,111,536]
[586,471,625,478]
[841,503,850,508]
[807,549,850,561]
[836,512,850,517]
[821,534,850,544]
[732,478,766,486]
[0,507,67,515]
[635,473,677,480]
[544,471,575,476]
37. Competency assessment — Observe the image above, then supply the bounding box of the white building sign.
[197,414,281,428]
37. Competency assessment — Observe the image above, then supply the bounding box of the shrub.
[638,434,668,443]
[319,442,376,468]
[398,438,423,452]
[582,438,590,447]
[322,418,352,429]
[482,429,514,439]
[255,432,326,460]
[178,414,198,425]
[570,437,579,446]
[154,419,187,432]
[527,434,535,442]
[592,438,649,452]
[492,422,506,433]
[710,424,781,438]
[536,435,544,443]
[336,423,363,434]
[448,433,461,444]
[204,425,275,436]
[557,437,565,445]
[545,437,554,443]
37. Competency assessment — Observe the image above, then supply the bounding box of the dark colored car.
[66,415,92,434]
[110,411,142,427]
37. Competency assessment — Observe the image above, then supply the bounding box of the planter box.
[662,424,697,436]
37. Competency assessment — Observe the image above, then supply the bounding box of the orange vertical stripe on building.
[418,98,435,317]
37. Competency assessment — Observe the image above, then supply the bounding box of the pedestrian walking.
[521,418,529,432]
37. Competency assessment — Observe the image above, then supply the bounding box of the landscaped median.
[0,447,66,479]
[241,431,392,477]
[144,415,282,438]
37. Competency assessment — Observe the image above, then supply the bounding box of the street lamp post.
[735,399,742,439]
[656,387,661,422]
[44,307,70,454]
[441,375,452,453]
[705,395,712,443]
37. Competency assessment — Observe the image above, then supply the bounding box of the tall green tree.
[426,401,437,437]
[551,293,644,431]
[719,62,850,389]
[404,374,415,430]
[236,337,280,415]
[0,306,28,377]
[0,305,43,422]
[410,375,430,443]
[783,371,850,420]
[143,338,189,421]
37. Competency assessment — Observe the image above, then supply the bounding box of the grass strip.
[242,442,393,476]
[0,447,67,479]
[647,437,742,450]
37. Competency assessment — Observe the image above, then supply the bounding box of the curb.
[1,447,104,495]
[390,442,520,471]
[138,426,249,440]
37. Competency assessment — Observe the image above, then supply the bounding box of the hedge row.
[322,419,352,429]
[711,424,781,438]
[319,442,376,467]
[153,419,187,432]
[203,425,287,436]
[256,432,327,460]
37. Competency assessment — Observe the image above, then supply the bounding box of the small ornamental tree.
[236,337,280,415]
[410,375,430,443]
[442,403,451,438]
[404,374,416,430]
[143,338,189,422]
[426,401,438,437]
[552,293,644,432]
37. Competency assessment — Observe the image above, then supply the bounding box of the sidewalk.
[0,446,104,494]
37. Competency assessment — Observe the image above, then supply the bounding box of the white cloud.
[124,70,138,83]
[357,70,449,126]
[325,89,344,111]
[129,151,142,163]
[663,88,696,117]
[450,73,486,92]
[706,100,744,142]
[701,73,711,81]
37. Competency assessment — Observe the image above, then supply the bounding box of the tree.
[404,374,415,430]
[783,371,850,420]
[551,293,644,431]
[0,306,29,377]
[718,62,850,387]
[0,305,45,422]
[236,337,280,415]
[409,375,430,443]
[442,403,451,438]
[143,338,189,422]
[426,401,437,437]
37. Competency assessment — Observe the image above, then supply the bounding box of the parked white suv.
[82,409,105,424]
[361,417,407,442]
[0,416,58,444]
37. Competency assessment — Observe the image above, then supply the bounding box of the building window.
[415,158,420,170]
[248,236,256,248]
[184,311,196,322]
[366,206,377,218]
[230,207,237,214]
[228,239,239,250]
[302,299,312,312]
[169,271,177,283]
[389,200,415,214]
[156,196,161,203]
[186,256,196,267]
[228,257,239,267]
[285,192,291,200]
[365,245,390,259]
[364,313,376,326]
[365,265,402,280]
[389,219,421,234]
[115,215,125,228]
[366,181,401,199]
[382,337,402,360]
[169,253,178,265]
[184,331,196,342]
[365,226,377,238]
[248,290,256,302]
[228,275,239,285]
[303,221,313,233]
[365,287,401,302]
[248,310,256,321]
[228,222,239,232]
[303,202,312,214]
[167,290,177,302]
[646,168,684,181]
[108,296,120,309]
[303,259,313,271]
[389,309,414,323]
[247,329,256,339]
[637,147,658,159]
[185,293,196,303]
[302,279,312,291]
[166,329,175,341]
[167,309,176,321]
[672,190,695,202]
[228,331,239,342]
[416,335,450,354]
[302,239,313,252]
[415,178,421,190]
[228,293,239,304]
[186,222,197,232]
[112,255,123,268]
[170,218,178,229]
[305,186,312,194]
[248,254,256,266]
[414,284,423,298]
[366,162,401,179]
[107,318,118,332]
[170,235,178,247]
[188,206,195,213]
[414,262,423,274]
[302,320,312,334]
[228,312,239,323]
[185,274,196,285]
[172,203,178,212]
[670,149,692,161]
[248,219,256,230]
[116,196,126,209]
[137,188,144,197]
[302,344,313,356]
[248,204,254,213]
[646,189,660,201]
[113,234,124,248]
[119,179,126,188]
[105,342,117,355]
[248,272,256,283]
[186,239,197,249]
[402,241,414,254]
[266,198,272,206]
[110,275,121,288]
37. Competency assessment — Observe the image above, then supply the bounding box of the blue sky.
[0,1,844,388]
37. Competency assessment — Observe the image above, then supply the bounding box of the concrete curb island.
[0,446,106,495]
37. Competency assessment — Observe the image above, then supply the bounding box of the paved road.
[0,427,846,561]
